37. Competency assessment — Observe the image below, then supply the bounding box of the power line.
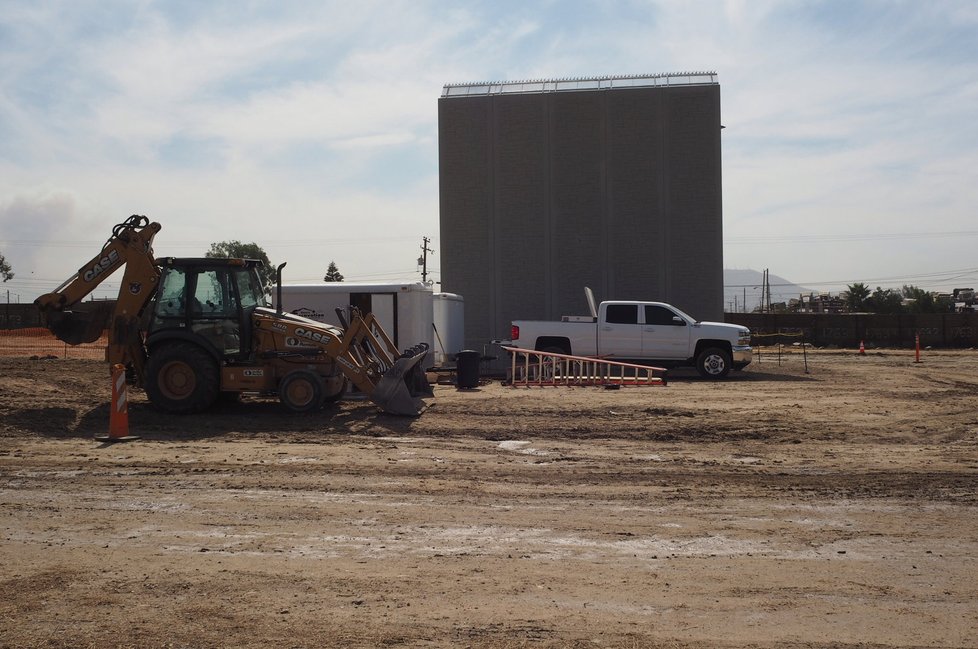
[724,230,978,245]
[724,266,978,290]
[0,235,437,249]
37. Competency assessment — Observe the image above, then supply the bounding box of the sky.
[1,0,977,304]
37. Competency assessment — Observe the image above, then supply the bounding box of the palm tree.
[844,282,870,312]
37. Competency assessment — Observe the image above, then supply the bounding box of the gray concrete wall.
[728,312,978,348]
[439,84,723,355]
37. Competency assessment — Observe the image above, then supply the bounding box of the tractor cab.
[148,258,267,361]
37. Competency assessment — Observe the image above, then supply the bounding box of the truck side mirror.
[672,316,686,326]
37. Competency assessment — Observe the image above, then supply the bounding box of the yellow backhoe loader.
[34,215,431,416]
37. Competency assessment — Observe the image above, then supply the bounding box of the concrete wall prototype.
[727,312,978,348]
[0,303,42,329]
[439,82,724,356]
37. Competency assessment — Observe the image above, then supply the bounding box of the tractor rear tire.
[145,342,221,413]
[279,370,325,413]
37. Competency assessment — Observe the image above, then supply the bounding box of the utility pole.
[761,268,772,313]
[759,269,767,313]
[418,236,434,284]
[767,269,773,312]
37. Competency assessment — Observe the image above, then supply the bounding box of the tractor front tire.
[279,370,325,413]
[320,375,348,406]
[145,342,221,413]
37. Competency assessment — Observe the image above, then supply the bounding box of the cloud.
[0,191,80,241]
[0,190,101,290]
[2,0,978,298]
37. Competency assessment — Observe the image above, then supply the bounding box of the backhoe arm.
[35,215,162,369]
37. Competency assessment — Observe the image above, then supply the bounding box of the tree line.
[204,241,344,289]
[843,282,952,314]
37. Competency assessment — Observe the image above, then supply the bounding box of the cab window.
[155,268,188,319]
[236,269,267,309]
[194,270,239,317]
[605,304,638,324]
[645,305,685,326]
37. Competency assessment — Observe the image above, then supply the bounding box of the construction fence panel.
[0,328,108,360]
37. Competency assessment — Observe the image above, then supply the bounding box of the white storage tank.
[433,292,465,366]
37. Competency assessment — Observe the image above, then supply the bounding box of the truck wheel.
[279,370,325,412]
[146,342,220,413]
[696,347,732,379]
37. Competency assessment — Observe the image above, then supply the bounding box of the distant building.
[438,73,724,354]
[789,292,846,314]
[952,288,976,312]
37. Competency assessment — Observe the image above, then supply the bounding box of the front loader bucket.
[45,303,114,345]
[402,344,434,398]
[370,344,432,416]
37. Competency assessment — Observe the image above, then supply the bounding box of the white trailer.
[275,282,435,365]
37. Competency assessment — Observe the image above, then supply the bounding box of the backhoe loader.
[34,215,431,416]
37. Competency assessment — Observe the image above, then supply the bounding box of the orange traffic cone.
[858,340,866,356]
[95,364,139,442]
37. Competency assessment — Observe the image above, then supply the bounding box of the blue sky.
[1,0,977,304]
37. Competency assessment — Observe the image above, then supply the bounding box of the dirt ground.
[1,349,976,648]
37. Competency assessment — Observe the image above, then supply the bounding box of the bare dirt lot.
[1,350,977,648]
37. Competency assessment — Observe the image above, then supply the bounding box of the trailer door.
[350,292,398,347]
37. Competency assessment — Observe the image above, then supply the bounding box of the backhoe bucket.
[370,344,432,416]
[45,303,114,345]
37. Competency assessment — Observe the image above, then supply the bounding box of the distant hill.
[723,269,811,313]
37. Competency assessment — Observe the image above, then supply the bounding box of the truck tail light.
[511,325,520,341]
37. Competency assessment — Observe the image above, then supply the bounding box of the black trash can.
[455,350,481,389]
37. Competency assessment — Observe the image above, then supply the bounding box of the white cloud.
[1,0,977,302]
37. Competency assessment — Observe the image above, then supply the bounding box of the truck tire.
[279,370,325,412]
[145,342,221,413]
[696,346,732,379]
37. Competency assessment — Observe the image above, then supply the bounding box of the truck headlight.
[738,330,751,346]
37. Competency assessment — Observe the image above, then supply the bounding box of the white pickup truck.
[509,291,752,378]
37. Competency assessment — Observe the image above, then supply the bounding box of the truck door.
[641,304,691,359]
[598,303,643,358]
